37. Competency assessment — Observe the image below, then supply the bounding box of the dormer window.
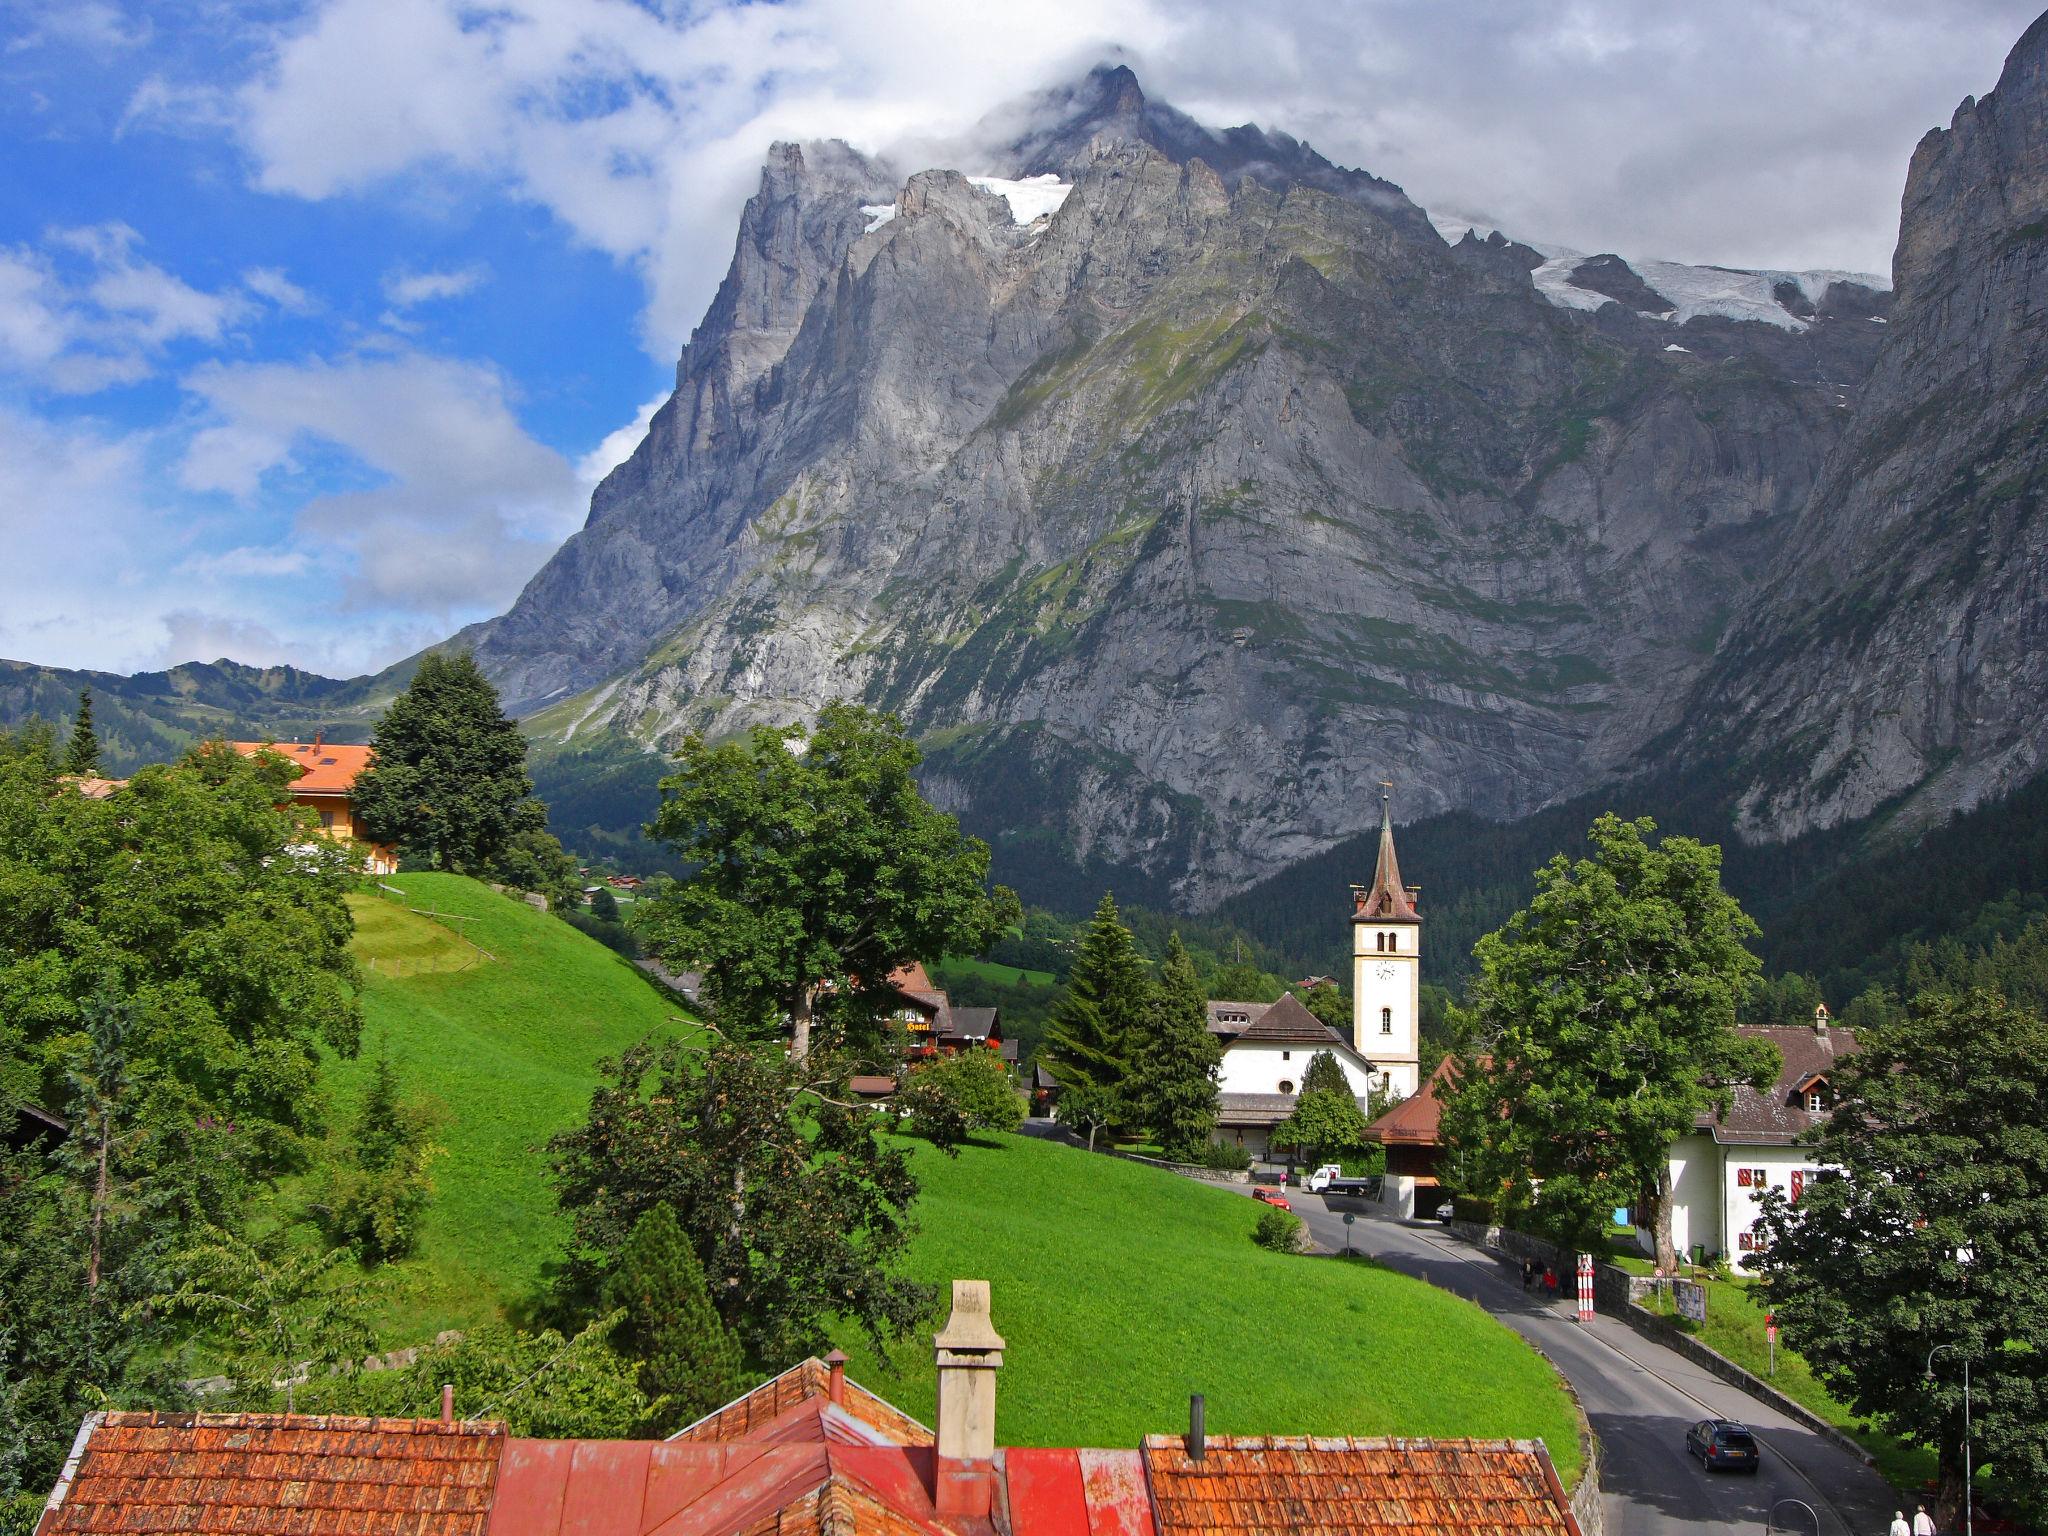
[1806,1088,1825,1113]
[1795,1075,1830,1113]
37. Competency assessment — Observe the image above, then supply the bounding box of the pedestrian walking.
[1889,1511,1911,1536]
[1913,1505,1936,1536]
[1542,1265,1558,1300]
[1521,1259,1535,1290]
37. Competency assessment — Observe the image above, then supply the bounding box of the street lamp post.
[1765,1496,1816,1535]
[1926,1344,1973,1536]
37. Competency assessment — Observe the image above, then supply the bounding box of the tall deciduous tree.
[1041,893,1150,1109]
[1442,814,1778,1264]
[62,689,99,777]
[549,1036,930,1364]
[1301,982,1349,1034]
[604,1203,746,1434]
[640,704,1017,1059]
[1752,989,2048,1531]
[1129,934,1221,1160]
[351,652,545,872]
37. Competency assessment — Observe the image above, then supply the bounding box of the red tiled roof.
[233,740,376,796]
[37,1412,503,1536]
[1139,1435,1574,1536]
[670,1360,933,1448]
[1366,1056,1462,1147]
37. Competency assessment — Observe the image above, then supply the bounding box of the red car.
[1252,1186,1291,1210]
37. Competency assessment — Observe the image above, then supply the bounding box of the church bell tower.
[1350,784,1422,1100]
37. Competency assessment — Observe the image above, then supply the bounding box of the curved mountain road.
[1283,1192,1901,1536]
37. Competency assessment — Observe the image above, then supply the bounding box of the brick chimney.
[931,1279,1004,1518]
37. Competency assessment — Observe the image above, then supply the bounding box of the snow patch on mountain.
[967,174,1073,224]
[1429,214,1888,330]
[861,203,898,233]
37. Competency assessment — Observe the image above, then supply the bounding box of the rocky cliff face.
[1675,15,2048,843]
[476,65,1895,907]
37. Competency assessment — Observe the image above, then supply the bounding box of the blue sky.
[0,0,2035,677]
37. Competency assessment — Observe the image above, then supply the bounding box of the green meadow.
[332,876,1579,1481]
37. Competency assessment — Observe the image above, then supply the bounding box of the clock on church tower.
[1349,785,1422,1100]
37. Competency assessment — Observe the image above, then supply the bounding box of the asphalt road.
[1279,1191,1902,1536]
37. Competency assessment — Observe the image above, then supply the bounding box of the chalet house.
[1207,992,1388,1162]
[33,1280,1584,1536]
[231,739,396,874]
[891,965,1017,1065]
[1655,1006,1859,1263]
[1370,1009,1861,1248]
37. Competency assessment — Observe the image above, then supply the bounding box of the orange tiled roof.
[37,1412,504,1536]
[232,740,375,796]
[1139,1435,1575,1536]
[670,1359,934,1448]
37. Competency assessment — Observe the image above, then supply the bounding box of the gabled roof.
[36,1412,503,1536]
[1352,791,1420,923]
[1204,1000,1270,1037]
[1140,1435,1575,1536]
[232,740,376,796]
[1227,992,1347,1048]
[670,1359,933,1448]
[1699,1024,1860,1146]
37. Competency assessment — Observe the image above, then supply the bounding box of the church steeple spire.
[1354,783,1419,921]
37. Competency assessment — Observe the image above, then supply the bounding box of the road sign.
[1576,1252,1595,1323]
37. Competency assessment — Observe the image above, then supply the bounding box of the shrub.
[1196,1140,1251,1171]
[900,1049,1024,1153]
[1451,1195,1496,1225]
[1252,1206,1308,1254]
[311,1046,439,1263]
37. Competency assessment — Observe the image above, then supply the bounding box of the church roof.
[1353,790,1420,923]
[1226,992,1347,1048]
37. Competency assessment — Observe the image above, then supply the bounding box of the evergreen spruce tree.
[351,652,546,871]
[1040,893,1150,1108]
[1299,1048,1349,1099]
[1130,934,1221,1160]
[603,1204,746,1434]
[62,688,99,776]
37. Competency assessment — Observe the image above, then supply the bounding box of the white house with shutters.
[1650,1007,1858,1262]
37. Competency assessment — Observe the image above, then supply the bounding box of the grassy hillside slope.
[833,1134,1582,1480]
[334,874,697,1335]
[337,884,1578,1475]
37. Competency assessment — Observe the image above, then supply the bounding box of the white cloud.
[5,0,149,57]
[223,0,2036,350]
[243,266,316,312]
[0,223,251,392]
[576,389,668,488]
[382,263,487,308]
[178,350,587,614]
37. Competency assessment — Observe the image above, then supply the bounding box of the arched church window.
[1380,1007,1392,1035]
[1386,932,1397,952]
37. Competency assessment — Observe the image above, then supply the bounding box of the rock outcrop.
[1675,13,2048,842]
[474,65,1902,907]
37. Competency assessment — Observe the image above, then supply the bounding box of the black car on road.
[1685,1419,1761,1473]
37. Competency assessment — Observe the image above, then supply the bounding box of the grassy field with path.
[836,1133,1584,1482]
[330,874,698,1337]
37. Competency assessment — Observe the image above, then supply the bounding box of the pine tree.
[62,688,99,776]
[603,1204,746,1434]
[1300,1049,1349,1099]
[1041,893,1150,1105]
[1130,934,1221,1160]
[350,652,546,872]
